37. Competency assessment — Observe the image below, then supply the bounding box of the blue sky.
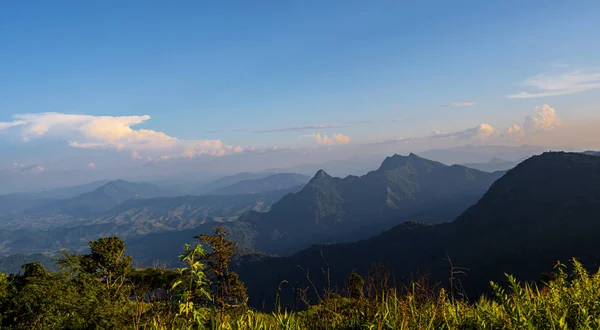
[1,1,600,191]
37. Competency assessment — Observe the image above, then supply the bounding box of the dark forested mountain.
[462,157,519,172]
[235,152,600,308]
[583,150,600,156]
[208,173,309,195]
[233,153,503,254]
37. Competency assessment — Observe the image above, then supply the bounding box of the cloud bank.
[0,113,242,160]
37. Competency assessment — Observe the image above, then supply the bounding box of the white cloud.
[314,133,350,145]
[523,104,562,133]
[432,124,496,140]
[505,124,525,142]
[441,102,477,108]
[507,70,600,98]
[316,133,333,145]
[0,112,242,159]
[332,134,349,144]
[87,162,96,169]
[507,124,523,134]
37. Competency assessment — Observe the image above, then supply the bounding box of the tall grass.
[204,259,600,330]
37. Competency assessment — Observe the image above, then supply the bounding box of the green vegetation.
[2,230,600,329]
[3,152,600,328]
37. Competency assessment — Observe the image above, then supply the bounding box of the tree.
[196,226,248,320]
[172,244,212,329]
[56,237,134,328]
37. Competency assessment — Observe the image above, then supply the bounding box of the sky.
[1,1,600,192]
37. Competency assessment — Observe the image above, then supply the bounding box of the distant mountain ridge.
[28,179,177,217]
[235,153,503,254]
[193,172,275,195]
[208,173,309,195]
[418,144,552,164]
[0,180,111,200]
[462,157,519,172]
[0,185,303,255]
[234,152,600,308]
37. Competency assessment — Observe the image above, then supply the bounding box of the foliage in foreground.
[1,230,600,329]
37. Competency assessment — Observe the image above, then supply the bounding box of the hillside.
[235,152,600,308]
[208,173,309,195]
[237,153,503,254]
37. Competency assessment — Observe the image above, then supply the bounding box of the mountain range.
[0,181,304,255]
[123,153,503,263]
[3,149,600,313]
[28,179,178,217]
[237,153,503,254]
[233,152,600,308]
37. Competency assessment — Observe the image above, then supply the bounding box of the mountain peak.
[378,154,409,171]
[378,153,426,171]
[105,179,128,186]
[313,169,331,179]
